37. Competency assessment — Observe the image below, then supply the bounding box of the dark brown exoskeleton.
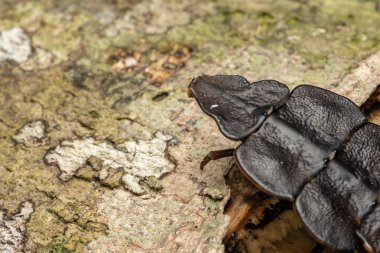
[188,75,380,253]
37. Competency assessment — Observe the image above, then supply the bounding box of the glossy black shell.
[188,75,380,253]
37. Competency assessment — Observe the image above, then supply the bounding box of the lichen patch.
[45,137,127,181]
[0,201,34,253]
[12,120,48,147]
[0,27,31,63]
[121,174,145,195]
[45,132,175,193]
[116,131,173,178]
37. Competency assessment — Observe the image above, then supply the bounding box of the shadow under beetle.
[188,75,380,253]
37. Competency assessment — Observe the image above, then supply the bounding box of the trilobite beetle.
[188,75,380,253]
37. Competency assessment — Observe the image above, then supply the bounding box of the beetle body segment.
[236,85,367,200]
[188,75,289,140]
[189,75,380,252]
[296,160,378,251]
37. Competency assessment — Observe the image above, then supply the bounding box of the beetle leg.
[310,243,324,253]
[200,149,235,170]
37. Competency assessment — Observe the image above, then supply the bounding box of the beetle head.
[188,75,289,140]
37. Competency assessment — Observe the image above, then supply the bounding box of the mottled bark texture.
[0,0,380,252]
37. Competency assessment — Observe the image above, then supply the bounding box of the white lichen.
[0,27,31,63]
[116,131,173,178]
[0,201,34,253]
[121,174,145,195]
[13,120,48,147]
[45,138,127,181]
[45,132,175,192]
